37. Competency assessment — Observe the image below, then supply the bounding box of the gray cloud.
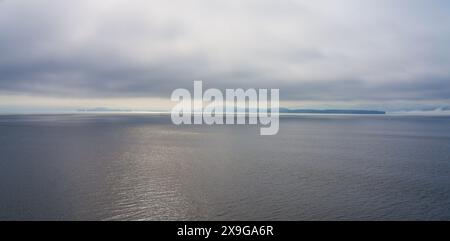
[1,0,450,108]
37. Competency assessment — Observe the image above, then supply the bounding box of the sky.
[1,0,450,113]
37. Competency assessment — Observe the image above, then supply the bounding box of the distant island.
[77,107,133,112]
[77,107,385,115]
[279,108,385,115]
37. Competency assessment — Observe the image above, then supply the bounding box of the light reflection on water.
[0,114,450,220]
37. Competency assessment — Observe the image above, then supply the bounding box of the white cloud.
[1,0,450,110]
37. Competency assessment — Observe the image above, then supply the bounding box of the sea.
[0,114,449,220]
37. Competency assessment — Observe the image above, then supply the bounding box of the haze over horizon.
[1,0,450,113]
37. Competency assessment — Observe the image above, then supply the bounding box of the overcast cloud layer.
[1,0,450,110]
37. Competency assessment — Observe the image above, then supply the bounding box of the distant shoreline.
[76,107,386,115]
[279,108,385,115]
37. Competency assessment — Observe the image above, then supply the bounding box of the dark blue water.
[1,114,450,220]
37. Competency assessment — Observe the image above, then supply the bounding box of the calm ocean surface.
[0,114,450,220]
